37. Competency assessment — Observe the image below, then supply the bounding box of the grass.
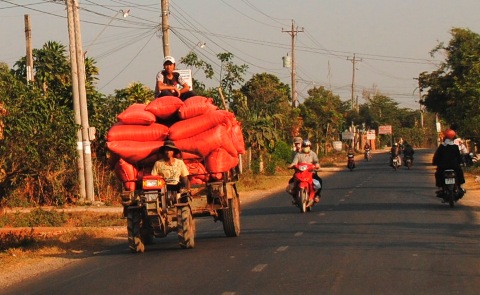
[0,209,124,228]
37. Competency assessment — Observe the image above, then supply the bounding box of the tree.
[419,27,480,138]
[0,62,78,205]
[217,52,248,107]
[13,41,71,103]
[230,74,290,173]
[299,86,345,150]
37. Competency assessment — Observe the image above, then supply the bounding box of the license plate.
[445,178,455,185]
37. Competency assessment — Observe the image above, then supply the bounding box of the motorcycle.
[391,155,401,170]
[403,155,413,169]
[436,169,465,207]
[290,162,320,213]
[364,149,372,161]
[347,152,355,171]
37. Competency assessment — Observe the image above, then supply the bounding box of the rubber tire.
[222,196,241,237]
[448,191,455,208]
[177,206,195,249]
[299,189,307,213]
[140,226,154,245]
[127,209,145,253]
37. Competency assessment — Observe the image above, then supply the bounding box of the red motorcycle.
[290,162,319,213]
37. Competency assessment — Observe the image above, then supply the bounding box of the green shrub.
[0,229,38,251]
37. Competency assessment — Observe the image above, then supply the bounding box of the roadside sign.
[341,131,354,140]
[366,130,376,140]
[378,125,392,135]
[333,141,343,152]
[174,69,193,90]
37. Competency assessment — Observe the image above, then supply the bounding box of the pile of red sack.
[106,96,245,191]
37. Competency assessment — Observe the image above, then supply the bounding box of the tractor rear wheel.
[127,209,145,253]
[177,206,195,249]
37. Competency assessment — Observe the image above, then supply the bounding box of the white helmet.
[302,139,312,147]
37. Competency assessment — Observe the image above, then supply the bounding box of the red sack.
[182,151,203,160]
[231,120,246,154]
[189,177,206,185]
[178,96,218,120]
[107,141,164,164]
[169,110,234,140]
[185,161,208,180]
[114,158,138,191]
[117,103,156,125]
[205,148,239,173]
[174,124,237,158]
[106,123,169,142]
[145,96,184,119]
[210,173,224,181]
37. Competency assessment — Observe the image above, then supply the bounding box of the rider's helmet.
[302,139,312,147]
[444,129,456,140]
[301,139,312,153]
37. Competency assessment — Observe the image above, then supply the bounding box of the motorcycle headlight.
[298,165,307,171]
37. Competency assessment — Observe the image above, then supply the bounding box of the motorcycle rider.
[402,141,415,165]
[347,146,356,168]
[292,136,303,159]
[288,139,322,204]
[151,140,190,190]
[286,137,305,194]
[364,142,371,160]
[432,129,465,196]
[364,142,371,153]
[390,142,402,167]
[457,139,469,166]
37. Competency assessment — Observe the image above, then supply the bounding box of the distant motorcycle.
[403,155,413,169]
[347,152,355,171]
[436,169,465,208]
[364,149,372,161]
[391,155,401,170]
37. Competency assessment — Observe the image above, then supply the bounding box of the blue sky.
[1,0,480,110]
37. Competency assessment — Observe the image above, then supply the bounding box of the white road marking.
[93,250,110,255]
[252,264,268,272]
[318,212,326,216]
[276,246,289,252]
[294,232,303,236]
[222,292,236,295]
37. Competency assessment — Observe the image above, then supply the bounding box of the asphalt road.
[4,149,480,295]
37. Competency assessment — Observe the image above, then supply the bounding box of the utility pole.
[65,0,86,201]
[24,15,34,83]
[413,78,424,128]
[66,0,95,203]
[161,0,170,57]
[282,20,303,108]
[347,54,362,111]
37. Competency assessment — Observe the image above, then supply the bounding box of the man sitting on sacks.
[155,56,196,101]
[151,140,190,191]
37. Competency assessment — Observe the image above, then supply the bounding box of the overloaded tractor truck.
[120,157,242,253]
[107,96,246,253]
